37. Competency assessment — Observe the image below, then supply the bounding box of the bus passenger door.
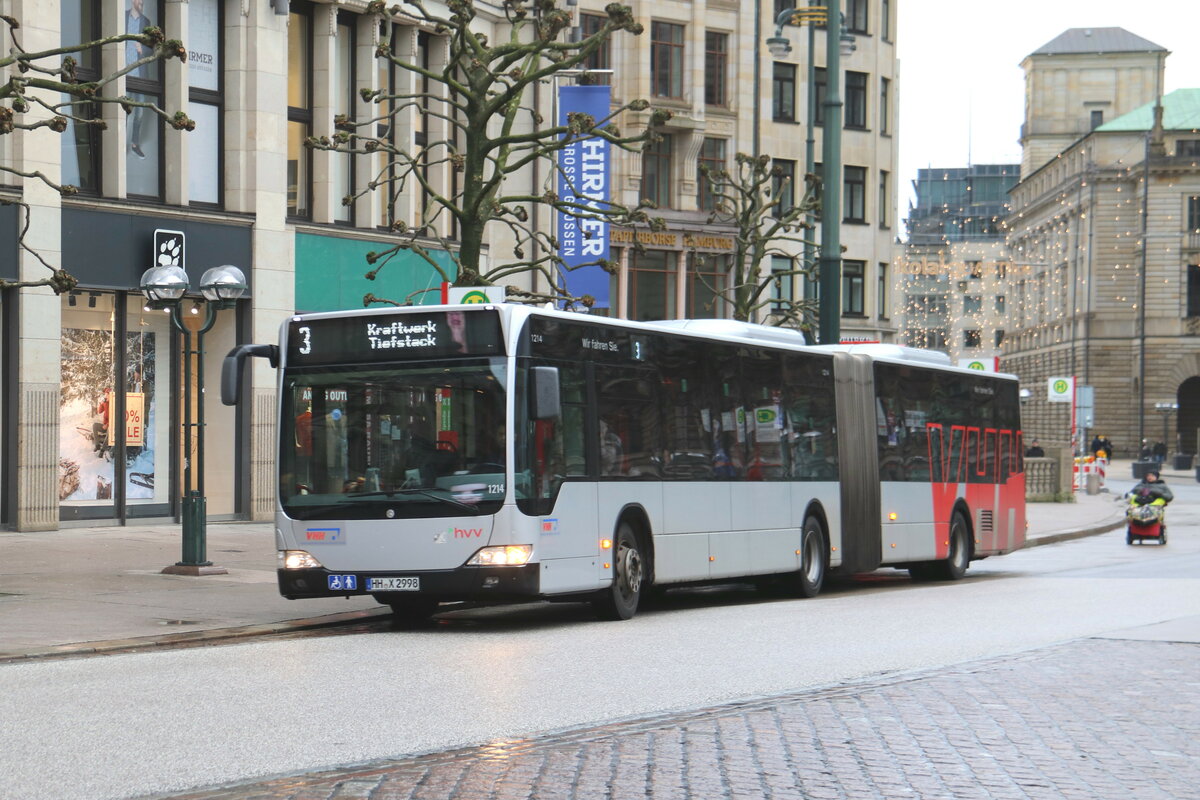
[520,361,599,591]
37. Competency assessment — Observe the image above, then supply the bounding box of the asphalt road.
[3,484,1199,800]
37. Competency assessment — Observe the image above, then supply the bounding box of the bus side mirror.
[221,344,279,406]
[531,366,561,420]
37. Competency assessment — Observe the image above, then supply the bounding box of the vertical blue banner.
[557,84,611,308]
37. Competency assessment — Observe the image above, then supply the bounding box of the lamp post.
[140,264,248,576]
[1153,401,1178,457]
[765,5,855,344]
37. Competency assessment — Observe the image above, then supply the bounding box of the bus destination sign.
[287,310,503,366]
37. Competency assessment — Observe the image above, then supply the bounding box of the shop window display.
[59,293,171,511]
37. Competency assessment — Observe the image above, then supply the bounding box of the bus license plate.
[367,576,420,591]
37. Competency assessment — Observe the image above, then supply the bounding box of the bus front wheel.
[376,595,439,626]
[593,521,644,621]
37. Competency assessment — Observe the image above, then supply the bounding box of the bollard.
[1085,472,1100,495]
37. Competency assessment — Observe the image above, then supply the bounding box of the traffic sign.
[1047,376,1075,403]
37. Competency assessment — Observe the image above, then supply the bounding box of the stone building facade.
[1019,27,1168,179]
[1005,50,1200,457]
[575,0,900,341]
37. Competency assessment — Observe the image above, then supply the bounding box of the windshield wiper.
[287,503,354,521]
[346,488,485,514]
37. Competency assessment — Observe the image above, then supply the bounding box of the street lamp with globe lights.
[763,5,856,345]
[140,264,248,575]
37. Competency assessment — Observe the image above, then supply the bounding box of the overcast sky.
[896,0,1200,224]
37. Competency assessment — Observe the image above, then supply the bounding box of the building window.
[187,0,222,206]
[844,166,866,222]
[1177,140,1200,157]
[642,134,673,209]
[845,71,867,129]
[842,260,865,315]
[964,329,982,348]
[698,137,727,212]
[580,13,612,83]
[126,0,165,198]
[995,295,1006,313]
[995,329,1006,348]
[287,7,313,218]
[61,0,102,194]
[772,62,796,122]
[1188,196,1200,232]
[881,0,891,41]
[773,159,796,214]
[628,250,678,321]
[651,21,685,99]
[964,295,982,314]
[880,77,891,134]
[1090,109,1103,130]
[771,255,795,314]
[1187,265,1200,317]
[813,67,826,126]
[968,260,983,278]
[911,329,948,349]
[846,0,868,34]
[689,254,728,318]
[704,31,728,106]
[878,170,889,228]
[877,262,888,318]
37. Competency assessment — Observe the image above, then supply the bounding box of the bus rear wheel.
[593,521,644,621]
[793,515,827,598]
[910,511,970,581]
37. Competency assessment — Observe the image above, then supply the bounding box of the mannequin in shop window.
[92,391,112,461]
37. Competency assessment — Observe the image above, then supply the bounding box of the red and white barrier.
[1073,456,1107,491]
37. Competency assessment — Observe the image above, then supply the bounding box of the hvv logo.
[449,526,484,539]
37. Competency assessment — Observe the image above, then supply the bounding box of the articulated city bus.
[223,304,1026,622]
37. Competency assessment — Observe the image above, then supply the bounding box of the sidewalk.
[0,485,1132,663]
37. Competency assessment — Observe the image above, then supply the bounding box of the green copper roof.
[1096,88,1200,132]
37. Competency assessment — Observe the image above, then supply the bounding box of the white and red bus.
[223,304,1026,622]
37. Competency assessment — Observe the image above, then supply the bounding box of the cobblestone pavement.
[156,637,1200,800]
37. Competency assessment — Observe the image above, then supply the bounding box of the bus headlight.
[467,544,533,566]
[279,550,324,570]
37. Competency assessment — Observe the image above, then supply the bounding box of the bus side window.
[900,369,932,481]
[783,354,837,480]
[740,348,785,481]
[660,336,715,481]
[595,366,662,479]
[710,345,743,480]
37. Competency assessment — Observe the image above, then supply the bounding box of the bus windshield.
[279,358,507,520]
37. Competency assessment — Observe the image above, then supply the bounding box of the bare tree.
[0,14,190,293]
[311,0,669,307]
[696,151,824,339]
